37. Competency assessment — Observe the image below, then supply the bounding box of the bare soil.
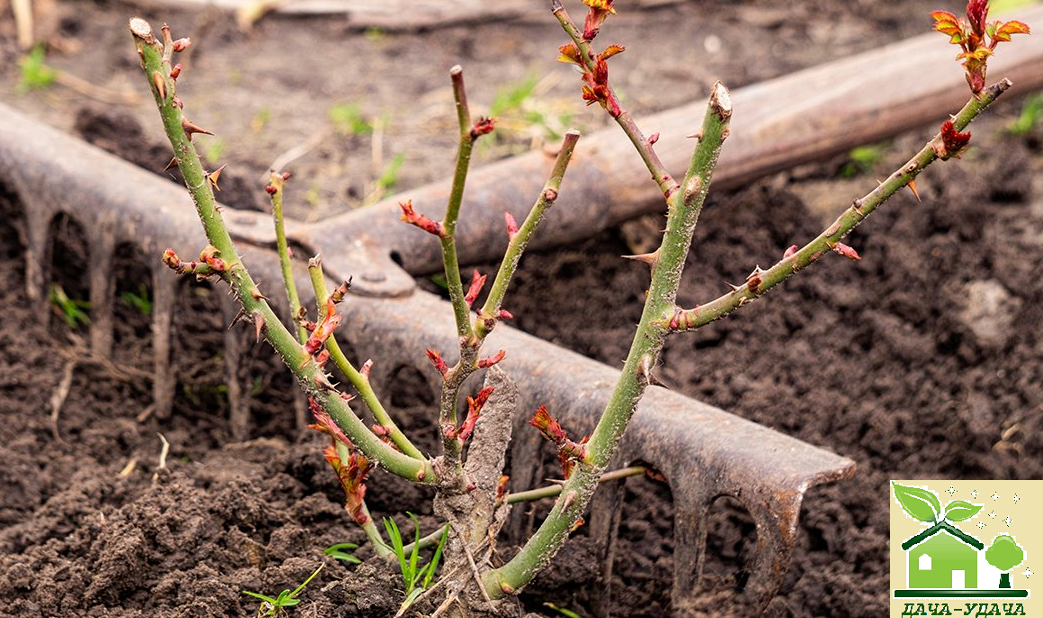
[1,1,1041,617]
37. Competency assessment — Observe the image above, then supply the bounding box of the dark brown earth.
[1,1,1042,617]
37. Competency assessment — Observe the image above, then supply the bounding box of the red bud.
[832,242,861,261]
[399,200,445,236]
[478,350,506,369]
[464,270,487,308]
[426,349,449,376]
[504,211,519,241]
[470,116,496,139]
[783,245,799,259]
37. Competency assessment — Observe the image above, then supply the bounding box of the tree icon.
[985,535,1025,589]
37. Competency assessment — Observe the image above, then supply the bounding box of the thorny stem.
[474,131,581,340]
[307,260,426,461]
[441,66,476,340]
[661,80,1012,332]
[505,466,647,504]
[440,130,581,476]
[552,1,679,199]
[483,83,734,597]
[267,172,307,344]
[130,18,435,484]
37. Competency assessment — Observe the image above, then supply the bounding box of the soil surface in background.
[1,1,1041,616]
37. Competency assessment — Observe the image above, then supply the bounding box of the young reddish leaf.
[581,0,616,40]
[307,397,353,447]
[399,200,445,237]
[529,405,588,478]
[931,10,961,34]
[304,297,341,355]
[530,405,568,444]
[966,0,989,34]
[994,20,1031,42]
[464,270,487,307]
[478,349,506,369]
[598,44,625,60]
[426,348,449,376]
[557,42,583,65]
[457,386,495,442]
[938,120,972,159]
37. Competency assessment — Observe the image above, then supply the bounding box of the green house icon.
[903,520,984,588]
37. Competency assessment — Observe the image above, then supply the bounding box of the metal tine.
[739,489,807,612]
[667,476,714,614]
[586,454,629,618]
[151,269,177,419]
[23,196,50,306]
[87,219,117,358]
[220,292,250,440]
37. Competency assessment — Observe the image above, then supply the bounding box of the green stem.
[505,466,646,504]
[475,130,580,340]
[130,18,434,484]
[268,172,307,344]
[552,1,678,199]
[482,83,733,597]
[662,80,1011,332]
[441,66,476,339]
[307,260,425,461]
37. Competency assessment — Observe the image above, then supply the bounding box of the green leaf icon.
[893,482,942,522]
[944,500,983,522]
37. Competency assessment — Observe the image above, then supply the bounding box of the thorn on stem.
[622,249,659,269]
[497,309,513,320]
[252,310,265,342]
[907,180,922,203]
[206,164,227,191]
[151,71,166,101]
[181,117,213,140]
